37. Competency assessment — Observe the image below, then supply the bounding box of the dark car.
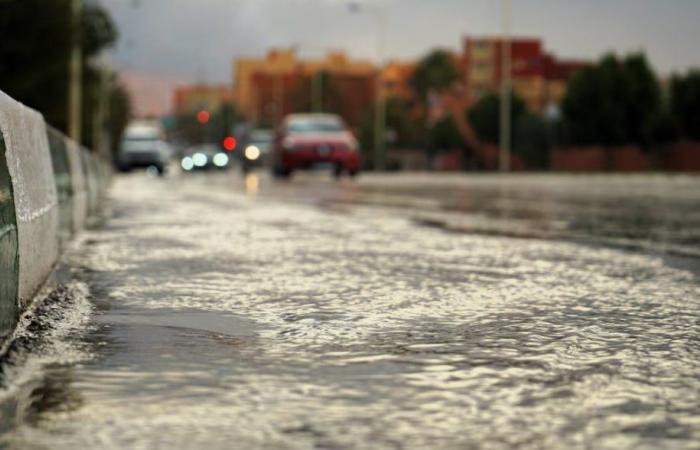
[180,144,231,172]
[272,114,361,178]
[240,129,274,173]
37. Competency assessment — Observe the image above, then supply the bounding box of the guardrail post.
[0,134,19,339]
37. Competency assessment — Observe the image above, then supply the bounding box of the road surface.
[1,171,700,449]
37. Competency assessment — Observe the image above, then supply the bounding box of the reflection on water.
[1,173,700,449]
[245,173,259,195]
[354,174,700,257]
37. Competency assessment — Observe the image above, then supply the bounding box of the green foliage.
[359,96,425,155]
[670,70,700,140]
[108,81,132,159]
[467,92,526,145]
[429,115,464,152]
[410,50,460,102]
[0,0,122,147]
[514,113,551,169]
[82,4,118,57]
[467,92,551,167]
[561,53,661,147]
[385,97,424,147]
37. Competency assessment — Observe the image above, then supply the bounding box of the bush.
[514,113,551,169]
[410,50,460,102]
[429,115,464,152]
[561,53,661,148]
[467,92,526,145]
[670,70,700,140]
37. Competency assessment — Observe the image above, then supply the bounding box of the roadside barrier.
[0,90,109,341]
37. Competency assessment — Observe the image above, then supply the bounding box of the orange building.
[173,84,232,115]
[380,60,416,101]
[233,49,376,126]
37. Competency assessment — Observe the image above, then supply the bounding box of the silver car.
[117,122,171,175]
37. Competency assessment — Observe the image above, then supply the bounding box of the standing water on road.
[1,173,700,449]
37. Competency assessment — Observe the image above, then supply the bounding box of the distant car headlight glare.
[213,153,229,167]
[192,152,207,167]
[245,145,261,161]
[181,156,194,171]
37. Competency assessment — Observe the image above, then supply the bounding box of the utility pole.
[349,1,386,171]
[312,70,323,113]
[373,6,387,171]
[68,0,83,143]
[276,72,285,126]
[499,0,512,172]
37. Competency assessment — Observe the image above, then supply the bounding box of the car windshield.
[287,118,344,134]
[250,130,273,142]
[122,138,159,152]
[187,145,219,155]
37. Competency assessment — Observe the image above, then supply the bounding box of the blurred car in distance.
[181,144,231,172]
[272,113,360,178]
[241,129,274,173]
[117,122,171,175]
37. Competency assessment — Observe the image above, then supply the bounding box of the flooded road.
[2,171,700,449]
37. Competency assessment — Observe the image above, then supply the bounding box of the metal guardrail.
[0,90,110,341]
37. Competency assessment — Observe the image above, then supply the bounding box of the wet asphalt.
[1,170,700,449]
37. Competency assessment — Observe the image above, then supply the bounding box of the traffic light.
[196,110,210,124]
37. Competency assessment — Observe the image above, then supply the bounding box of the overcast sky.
[100,0,700,114]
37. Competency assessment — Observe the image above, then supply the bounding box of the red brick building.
[251,71,375,129]
[463,36,586,112]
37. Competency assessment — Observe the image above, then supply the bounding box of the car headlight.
[192,152,207,167]
[181,156,194,171]
[245,145,261,161]
[213,153,229,167]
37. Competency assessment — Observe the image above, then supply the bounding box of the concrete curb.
[0,90,109,341]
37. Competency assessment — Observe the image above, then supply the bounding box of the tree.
[359,96,423,154]
[0,0,123,148]
[429,115,464,152]
[107,80,132,159]
[561,53,661,148]
[410,50,460,102]
[514,113,550,169]
[467,92,550,168]
[467,92,526,145]
[670,70,700,140]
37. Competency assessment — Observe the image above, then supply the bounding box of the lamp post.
[374,7,387,172]
[349,1,386,171]
[68,0,83,143]
[499,0,512,172]
[312,68,323,113]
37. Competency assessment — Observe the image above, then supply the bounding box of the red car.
[272,113,361,178]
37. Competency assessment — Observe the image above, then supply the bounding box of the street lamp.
[349,1,387,171]
[295,44,326,113]
[499,0,512,172]
[312,69,323,113]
